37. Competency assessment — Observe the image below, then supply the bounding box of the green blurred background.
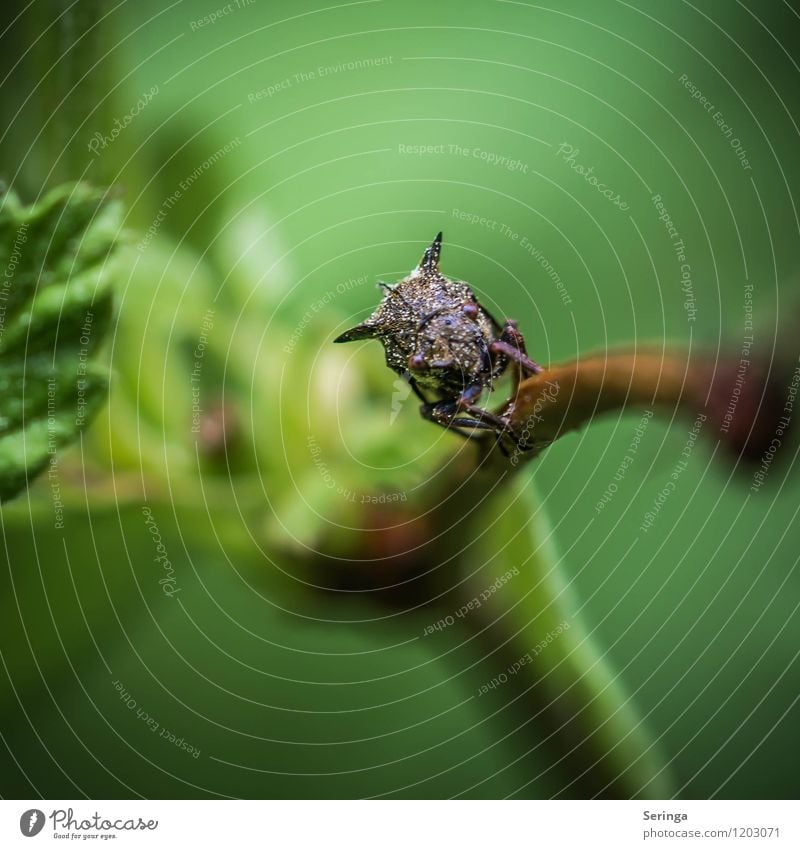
[1,0,799,798]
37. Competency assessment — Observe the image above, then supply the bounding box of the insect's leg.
[447,382,507,430]
[407,376,488,441]
[420,401,495,430]
[490,321,543,392]
[454,387,536,454]
[419,400,497,442]
[456,399,517,437]
[420,384,528,449]
[457,383,484,404]
[494,431,512,457]
[420,399,528,454]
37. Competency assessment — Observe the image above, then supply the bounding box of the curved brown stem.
[492,347,793,469]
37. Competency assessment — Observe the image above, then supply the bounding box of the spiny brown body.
[335,233,542,447]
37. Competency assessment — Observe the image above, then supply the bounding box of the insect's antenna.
[378,281,413,308]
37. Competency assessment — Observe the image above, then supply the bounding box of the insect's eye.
[461,303,479,319]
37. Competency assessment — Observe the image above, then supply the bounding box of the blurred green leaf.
[0,183,121,501]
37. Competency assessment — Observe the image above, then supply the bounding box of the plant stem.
[496,347,791,466]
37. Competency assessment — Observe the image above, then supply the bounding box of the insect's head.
[406,304,488,378]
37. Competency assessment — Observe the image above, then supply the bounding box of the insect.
[334,232,542,448]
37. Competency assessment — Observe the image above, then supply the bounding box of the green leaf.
[0,183,121,502]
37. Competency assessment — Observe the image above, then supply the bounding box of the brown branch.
[493,347,794,468]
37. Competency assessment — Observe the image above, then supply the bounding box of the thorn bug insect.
[334,232,543,449]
